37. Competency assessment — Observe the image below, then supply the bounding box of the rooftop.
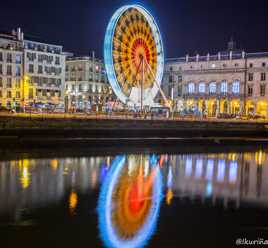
[0,28,63,54]
[166,51,268,64]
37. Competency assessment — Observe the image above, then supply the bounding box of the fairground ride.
[104,5,170,111]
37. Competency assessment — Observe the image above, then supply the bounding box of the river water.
[1,147,268,247]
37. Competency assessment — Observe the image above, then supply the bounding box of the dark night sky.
[1,0,268,58]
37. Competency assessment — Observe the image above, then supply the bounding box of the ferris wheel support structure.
[143,58,170,109]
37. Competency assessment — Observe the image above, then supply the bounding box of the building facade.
[0,28,65,109]
[164,44,268,118]
[65,56,113,112]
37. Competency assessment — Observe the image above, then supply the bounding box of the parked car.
[150,107,170,117]
[53,104,65,113]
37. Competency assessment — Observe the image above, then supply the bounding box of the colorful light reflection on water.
[0,151,268,247]
[98,155,163,248]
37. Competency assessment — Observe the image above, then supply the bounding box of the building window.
[15,79,20,88]
[248,85,253,96]
[199,82,206,93]
[248,73,254,81]
[16,54,21,64]
[0,64,2,74]
[209,82,217,94]
[0,77,2,87]
[16,65,21,76]
[188,83,195,94]
[221,81,228,94]
[7,65,12,75]
[38,65,43,74]
[260,84,266,97]
[232,80,240,94]
[6,53,12,63]
[28,64,34,73]
[249,63,253,68]
[29,88,33,99]
[16,91,20,98]
[262,62,266,67]
[57,78,61,86]
[99,85,102,94]
[169,75,173,83]
[6,78,12,88]
[0,53,2,61]
[261,72,266,81]
[178,85,182,96]
[7,91,12,98]
[55,56,60,65]
[92,84,96,93]
[0,91,2,97]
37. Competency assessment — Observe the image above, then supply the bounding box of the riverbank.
[0,114,268,148]
[0,140,268,161]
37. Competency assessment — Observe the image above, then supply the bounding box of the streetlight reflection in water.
[0,151,268,247]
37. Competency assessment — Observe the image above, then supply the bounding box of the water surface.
[1,148,268,247]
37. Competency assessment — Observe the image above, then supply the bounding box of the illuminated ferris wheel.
[104,5,166,108]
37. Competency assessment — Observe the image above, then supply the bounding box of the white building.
[65,56,113,112]
[163,41,268,117]
[0,28,66,109]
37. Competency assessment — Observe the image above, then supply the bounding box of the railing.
[165,52,268,64]
[183,93,244,99]
[66,57,103,63]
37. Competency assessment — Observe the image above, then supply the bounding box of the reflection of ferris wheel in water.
[98,155,163,248]
[104,5,168,108]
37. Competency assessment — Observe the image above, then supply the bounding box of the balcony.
[183,93,244,99]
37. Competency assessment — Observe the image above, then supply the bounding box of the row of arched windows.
[187,80,240,94]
